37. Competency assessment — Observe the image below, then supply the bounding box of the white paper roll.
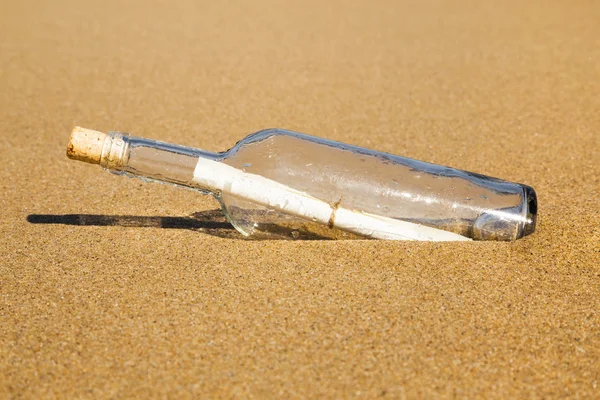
[193,158,471,241]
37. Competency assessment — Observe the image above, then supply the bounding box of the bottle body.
[217,129,536,240]
[92,128,537,240]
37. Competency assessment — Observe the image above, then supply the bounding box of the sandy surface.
[1,0,599,397]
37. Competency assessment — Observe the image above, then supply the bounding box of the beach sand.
[1,0,599,397]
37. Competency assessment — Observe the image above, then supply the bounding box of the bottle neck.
[103,132,222,189]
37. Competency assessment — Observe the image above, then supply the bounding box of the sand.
[1,0,599,397]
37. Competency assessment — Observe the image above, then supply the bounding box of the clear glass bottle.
[67,127,537,241]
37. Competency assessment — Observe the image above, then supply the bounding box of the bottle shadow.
[26,210,242,239]
[26,210,337,240]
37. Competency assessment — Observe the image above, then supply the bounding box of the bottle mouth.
[100,132,129,170]
[521,185,537,237]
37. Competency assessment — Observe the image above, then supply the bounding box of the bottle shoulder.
[232,128,280,148]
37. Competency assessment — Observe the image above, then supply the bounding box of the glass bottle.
[66,127,537,241]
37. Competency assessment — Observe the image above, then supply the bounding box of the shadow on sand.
[26,209,242,239]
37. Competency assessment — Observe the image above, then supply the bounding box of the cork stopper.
[66,126,107,165]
